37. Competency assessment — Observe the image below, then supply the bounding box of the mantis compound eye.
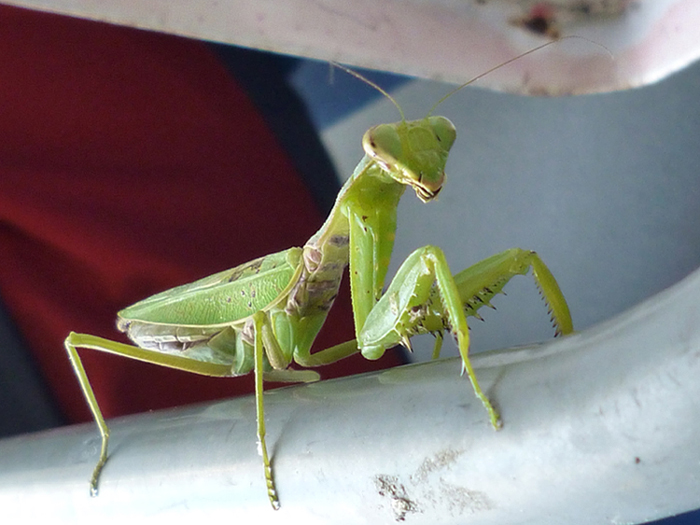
[428,116,457,147]
[362,123,403,170]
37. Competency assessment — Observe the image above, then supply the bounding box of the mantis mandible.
[65,41,574,510]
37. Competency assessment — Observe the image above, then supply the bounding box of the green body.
[65,114,573,510]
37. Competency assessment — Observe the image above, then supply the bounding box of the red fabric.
[0,6,402,424]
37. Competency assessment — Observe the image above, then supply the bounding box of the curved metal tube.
[1,266,699,523]
[3,0,700,94]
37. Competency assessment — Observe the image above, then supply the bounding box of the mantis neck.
[290,156,405,317]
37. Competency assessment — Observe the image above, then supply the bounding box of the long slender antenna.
[332,36,611,121]
[330,62,406,122]
[427,36,613,116]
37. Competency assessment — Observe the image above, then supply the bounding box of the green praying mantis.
[65,42,575,510]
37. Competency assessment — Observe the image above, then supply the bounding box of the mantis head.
[337,36,607,203]
[362,115,457,202]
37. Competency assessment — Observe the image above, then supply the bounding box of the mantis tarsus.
[65,42,574,510]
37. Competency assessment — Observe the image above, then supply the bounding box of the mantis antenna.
[330,61,407,122]
[333,35,612,118]
[428,35,613,115]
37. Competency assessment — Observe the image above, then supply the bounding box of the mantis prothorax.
[65,40,574,510]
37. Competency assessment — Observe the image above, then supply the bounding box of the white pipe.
[2,0,700,94]
[1,265,699,524]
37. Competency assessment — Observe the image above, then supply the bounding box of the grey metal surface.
[1,264,698,524]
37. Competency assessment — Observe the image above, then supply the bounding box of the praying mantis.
[65,43,574,510]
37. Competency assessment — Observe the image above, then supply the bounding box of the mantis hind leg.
[63,332,239,498]
[64,334,110,497]
[65,317,317,509]
[357,245,501,429]
[251,312,280,510]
